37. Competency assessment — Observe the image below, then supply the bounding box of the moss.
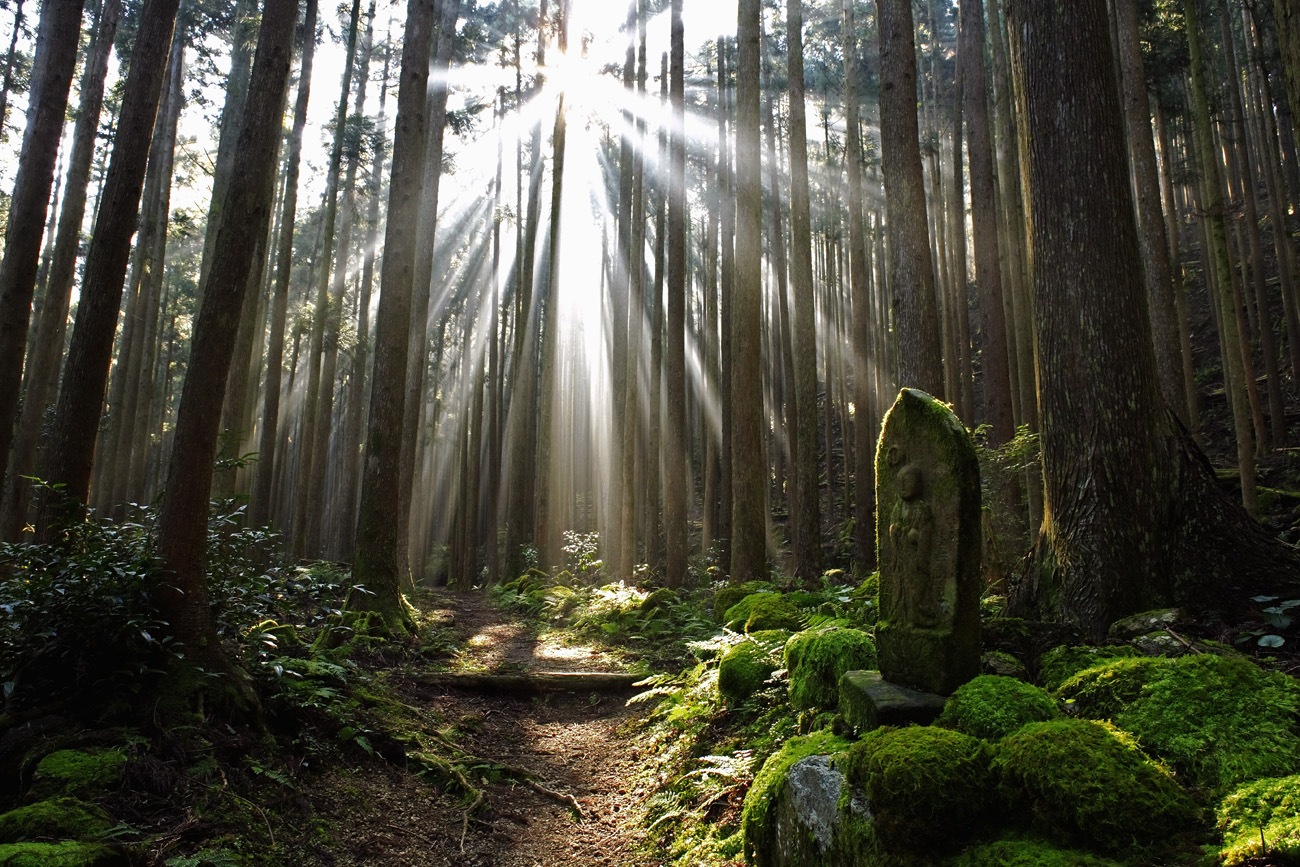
[639,587,676,613]
[0,841,119,866]
[30,751,126,799]
[718,641,777,702]
[841,725,993,851]
[1112,654,1300,794]
[785,627,877,711]
[1038,645,1140,692]
[938,675,1062,741]
[994,719,1198,853]
[948,838,1126,867]
[0,799,112,843]
[723,592,803,633]
[1216,774,1300,865]
[713,582,770,622]
[981,650,1028,680]
[740,730,851,866]
[1054,655,1170,718]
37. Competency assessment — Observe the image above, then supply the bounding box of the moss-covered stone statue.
[874,389,981,695]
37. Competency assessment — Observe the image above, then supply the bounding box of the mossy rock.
[1107,608,1182,640]
[639,587,676,613]
[785,590,822,609]
[1054,655,1170,718]
[713,582,770,622]
[740,730,851,866]
[785,626,877,711]
[1038,645,1140,693]
[994,719,1198,854]
[938,675,1062,741]
[724,592,803,633]
[0,798,112,843]
[981,650,1028,680]
[0,841,120,866]
[718,641,777,703]
[842,725,993,851]
[30,751,125,800]
[1113,654,1300,794]
[948,838,1126,866]
[1216,774,1300,865]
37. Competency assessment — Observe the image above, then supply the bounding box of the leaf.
[1257,634,1286,648]
[1251,595,1280,603]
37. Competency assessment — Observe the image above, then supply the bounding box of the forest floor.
[297,590,661,867]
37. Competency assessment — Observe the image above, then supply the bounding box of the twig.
[226,791,275,847]
[1165,628,1203,655]
[523,777,588,819]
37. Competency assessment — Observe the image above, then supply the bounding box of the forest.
[0,0,1299,863]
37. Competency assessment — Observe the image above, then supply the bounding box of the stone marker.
[874,388,981,696]
[839,670,948,732]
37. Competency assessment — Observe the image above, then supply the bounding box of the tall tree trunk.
[38,0,181,532]
[663,0,689,586]
[732,0,766,583]
[253,0,319,528]
[0,0,26,137]
[349,0,437,630]
[2,0,118,540]
[0,0,87,495]
[877,0,944,395]
[154,0,296,708]
[1008,0,1299,639]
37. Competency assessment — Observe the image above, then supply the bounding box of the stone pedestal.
[839,670,947,732]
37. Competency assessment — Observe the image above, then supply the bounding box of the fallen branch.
[410,671,646,694]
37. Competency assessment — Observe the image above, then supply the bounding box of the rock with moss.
[938,675,1061,741]
[0,842,121,866]
[1112,654,1300,794]
[0,798,112,843]
[639,587,676,613]
[1216,774,1300,865]
[981,650,1028,680]
[841,725,993,852]
[994,719,1197,854]
[949,838,1126,867]
[786,627,877,711]
[719,641,779,702]
[875,389,982,696]
[30,751,125,800]
[1107,608,1182,641]
[724,593,803,633]
[714,582,770,622]
[1038,645,1140,692]
[740,730,852,867]
[1054,655,1170,718]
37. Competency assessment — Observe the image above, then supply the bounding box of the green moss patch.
[30,751,126,799]
[994,719,1197,854]
[1112,654,1300,794]
[1054,656,1170,718]
[639,587,676,613]
[740,729,850,866]
[723,593,803,633]
[950,838,1125,867]
[842,725,992,850]
[718,641,777,702]
[1216,774,1300,865]
[0,841,118,866]
[785,627,876,711]
[938,675,1061,741]
[0,798,112,843]
[713,582,770,622]
[1038,645,1140,692]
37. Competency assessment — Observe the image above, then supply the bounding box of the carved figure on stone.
[887,462,943,628]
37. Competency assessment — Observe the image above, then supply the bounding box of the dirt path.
[304,592,659,866]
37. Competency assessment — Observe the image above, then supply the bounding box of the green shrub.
[1114,654,1300,793]
[950,838,1125,867]
[1216,774,1300,865]
[994,719,1197,853]
[740,730,850,866]
[1038,645,1140,692]
[842,726,993,850]
[785,627,876,710]
[938,675,1061,741]
[1055,656,1170,718]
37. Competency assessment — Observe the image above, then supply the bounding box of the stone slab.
[839,669,947,733]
